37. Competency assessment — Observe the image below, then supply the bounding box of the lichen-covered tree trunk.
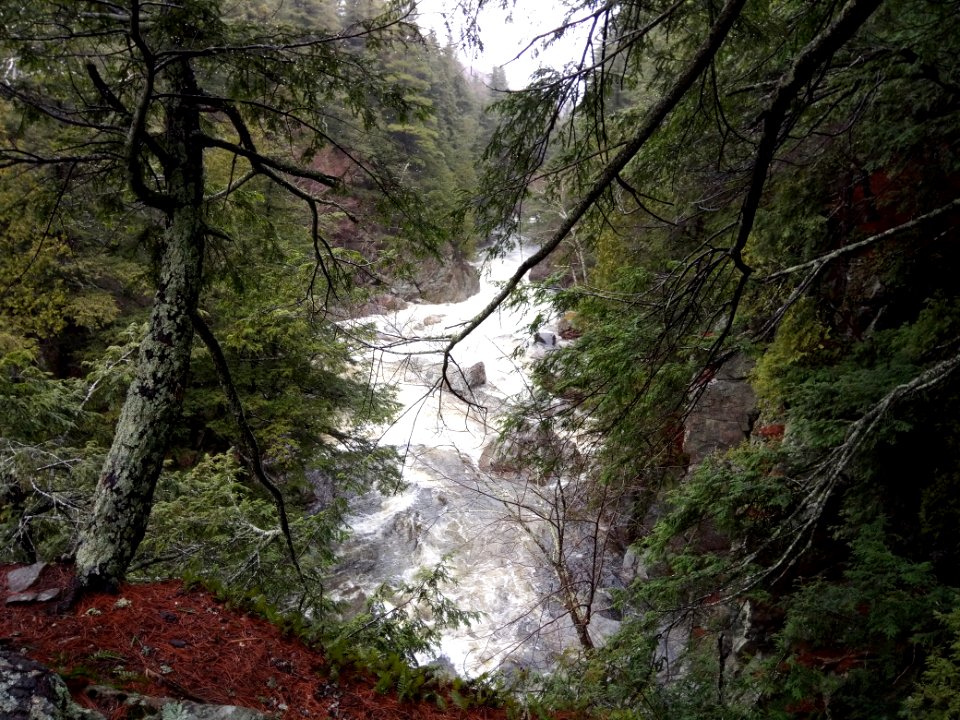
[75,60,205,592]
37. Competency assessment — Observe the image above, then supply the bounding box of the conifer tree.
[0,0,426,593]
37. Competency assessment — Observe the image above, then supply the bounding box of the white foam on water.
[330,242,586,676]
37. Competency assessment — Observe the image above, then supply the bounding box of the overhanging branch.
[764,196,960,281]
[189,310,307,587]
[704,0,884,366]
[441,0,749,383]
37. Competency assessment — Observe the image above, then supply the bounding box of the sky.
[412,0,587,88]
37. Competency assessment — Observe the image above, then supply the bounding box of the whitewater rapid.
[329,243,592,677]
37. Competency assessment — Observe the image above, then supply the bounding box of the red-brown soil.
[0,563,522,720]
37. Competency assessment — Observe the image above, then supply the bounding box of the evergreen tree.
[0,0,428,594]
[453,0,960,713]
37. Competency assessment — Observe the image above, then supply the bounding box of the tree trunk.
[74,60,204,592]
[557,562,594,649]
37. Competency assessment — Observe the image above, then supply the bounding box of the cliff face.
[635,199,960,712]
[683,354,758,469]
[392,253,481,305]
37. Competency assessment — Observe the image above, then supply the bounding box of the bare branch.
[200,135,341,189]
[765,196,960,281]
[441,0,749,384]
[718,348,960,604]
[704,0,884,367]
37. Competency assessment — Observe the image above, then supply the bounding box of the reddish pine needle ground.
[0,563,531,720]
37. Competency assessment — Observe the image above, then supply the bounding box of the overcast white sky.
[413,0,586,88]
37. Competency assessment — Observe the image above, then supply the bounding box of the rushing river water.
[329,244,617,677]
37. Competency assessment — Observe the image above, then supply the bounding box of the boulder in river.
[479,422,583,481]
[533,329,557,347]
[443,362,486,396]
[557,311,581,339]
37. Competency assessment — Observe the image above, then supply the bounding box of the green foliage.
[0,349,83,442]
[134,454,323,611]
[765,520,957,718]
[329,560,481,663]
[0,331,137,562]
[315,560,511,710]
[904,607,960,719]
[0,169,122,349]
[0,0,471,600]
[475,0,960,716]
[757,297,960,451]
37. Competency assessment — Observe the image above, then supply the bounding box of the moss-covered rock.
[0,650,103,720]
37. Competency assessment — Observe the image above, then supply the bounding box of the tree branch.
[721,348,960,604]
[704,0,884,366]
[189,310,306,586]
[200,135,341,189]
[764,196,960,281]
[441,0,749,381]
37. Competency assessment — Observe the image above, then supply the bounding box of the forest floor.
[0,562,531,720]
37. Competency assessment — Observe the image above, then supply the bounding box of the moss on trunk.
[75,60,205,592]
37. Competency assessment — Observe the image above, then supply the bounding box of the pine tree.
[0,0,428,593]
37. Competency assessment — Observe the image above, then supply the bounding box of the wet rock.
[394,255,480,304]
[351,293,409,317]
[7,562,46,593]
[621,546,647,582]
[432,361,488,400]
[557,311,581,340]
[728,599,783,664]
[533,329,557,347]
[0,649,103,720]
[479,423,583,480]
[595,603,623,622]
[306,468,336,514]
[526,251,576,287]
[446,362,486,393]
[418,447,481,484]
[588,612,623,647]
[421,314,443,327]
[388,512,423,548]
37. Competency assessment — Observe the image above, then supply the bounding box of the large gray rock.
[683,353,758,467]
[394,255,480,304]
[90,690,272,719]
[425,362,487,399]
[533,329,557,347]
[0,650,103,720]
[557,311,581,339]
[7,562,46,593]
[479,423,583,480]
[1,651,273,720]
[446,362,486,395]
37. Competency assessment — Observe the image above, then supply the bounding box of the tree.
[443,0,959,712]
[0,0,428,593]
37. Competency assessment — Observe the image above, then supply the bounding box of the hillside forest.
[2,0,960,718]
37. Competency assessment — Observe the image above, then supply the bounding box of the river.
[329,243,618,677]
